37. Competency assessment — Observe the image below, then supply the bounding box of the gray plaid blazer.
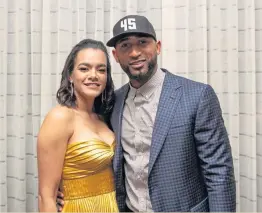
[110,69,236,212]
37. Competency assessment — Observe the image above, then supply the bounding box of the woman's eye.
[99,69,106,72]
[79,67,88,71]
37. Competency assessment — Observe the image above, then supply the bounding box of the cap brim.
[106,32,156,47]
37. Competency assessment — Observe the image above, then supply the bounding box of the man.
[58,15,236,212]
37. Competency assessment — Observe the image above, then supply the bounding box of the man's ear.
[112,49,119,63]
[156,40,161,55]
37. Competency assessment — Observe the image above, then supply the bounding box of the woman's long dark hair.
[56,39,115,123]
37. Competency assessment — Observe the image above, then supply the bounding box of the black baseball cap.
[106,15,156,47]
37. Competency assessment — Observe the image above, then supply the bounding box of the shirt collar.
[129,68,165,100]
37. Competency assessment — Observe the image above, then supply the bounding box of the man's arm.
[194,85,236,212]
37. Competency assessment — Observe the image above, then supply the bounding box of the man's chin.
[129,73,142,80]
[128,69,147,79]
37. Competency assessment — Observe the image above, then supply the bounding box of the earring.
[70,80,74,98]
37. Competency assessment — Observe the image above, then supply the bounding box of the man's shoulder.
[114,83,129,97]
[164,69,208,92]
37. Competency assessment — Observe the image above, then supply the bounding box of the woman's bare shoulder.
[38,105,75,137]
[44,105,74,123]
[37,105,75,147]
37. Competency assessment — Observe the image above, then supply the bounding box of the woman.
[37,39,118,212]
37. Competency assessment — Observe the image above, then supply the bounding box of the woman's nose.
[88,69,98,80]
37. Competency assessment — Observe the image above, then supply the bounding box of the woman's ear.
[69,75,73,83]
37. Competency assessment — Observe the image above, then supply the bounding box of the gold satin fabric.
[60,139,119,212]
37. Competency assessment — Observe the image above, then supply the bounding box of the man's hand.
[56,191,64,212]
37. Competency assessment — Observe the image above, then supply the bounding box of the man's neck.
[129,67,158,89]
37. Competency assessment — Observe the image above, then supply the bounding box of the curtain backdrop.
[0,0,261,211]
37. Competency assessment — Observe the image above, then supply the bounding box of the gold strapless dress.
[60,139,119,212]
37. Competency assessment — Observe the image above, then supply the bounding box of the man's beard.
[119,54,158,83]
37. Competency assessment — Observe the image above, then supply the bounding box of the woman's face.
[70,48,107,101]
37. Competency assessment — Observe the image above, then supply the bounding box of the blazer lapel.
[148,72,182,175]
[112,84,129,172]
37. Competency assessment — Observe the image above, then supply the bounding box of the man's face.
[112,35,161,85]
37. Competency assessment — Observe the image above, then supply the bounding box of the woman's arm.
[37,106,74,212]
